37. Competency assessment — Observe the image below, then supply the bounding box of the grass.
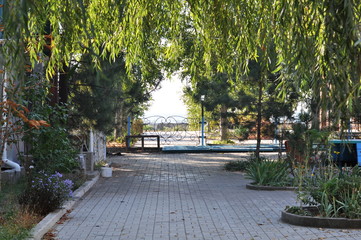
[0,171,86,239]
[0,179,42,240]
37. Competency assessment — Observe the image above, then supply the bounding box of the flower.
[20,171,74,215]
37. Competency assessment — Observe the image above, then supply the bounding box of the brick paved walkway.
[50,153,361,240]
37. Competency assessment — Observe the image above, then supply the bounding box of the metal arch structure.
[140,115,200,145]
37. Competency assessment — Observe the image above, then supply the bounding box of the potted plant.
[95,160,112,178]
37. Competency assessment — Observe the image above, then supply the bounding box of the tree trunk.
[59,64,69,105]
[255,78,263,159]
[220,105,228,141]
[0,164,1,191]
[113,112,123,140]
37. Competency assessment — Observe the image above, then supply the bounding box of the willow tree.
[2,0,361,128]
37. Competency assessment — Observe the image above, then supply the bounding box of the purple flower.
[55,172,63,178]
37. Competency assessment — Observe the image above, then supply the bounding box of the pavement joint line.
[27,172,100,240]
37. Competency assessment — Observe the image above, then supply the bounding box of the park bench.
[125,135,161,152]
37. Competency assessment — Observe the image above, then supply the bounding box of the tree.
[2,0,361,132]
[184,73,254,141]
[245,57,298,158]
[68,53,163,138]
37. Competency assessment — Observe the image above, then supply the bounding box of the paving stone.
[49,153,361,240]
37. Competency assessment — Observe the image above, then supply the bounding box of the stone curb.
[246,183,296,191]
[28,172,100,240]
[281,208,361,229]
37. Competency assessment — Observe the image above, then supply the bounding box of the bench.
[125,135,161,151]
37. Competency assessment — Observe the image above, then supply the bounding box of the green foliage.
[68,54,162,135]
[2,0,361,127]
[26,125,78,173]
[285,121,330,164]
[19,172,73,216]
[299,166,361,219]
[19,75,78,173]
[245,158,292,186]
[234,127,249,140]
[284,206,313,216]
[224,160,250,172]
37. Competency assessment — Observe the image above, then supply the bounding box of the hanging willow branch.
[0,0,360,123]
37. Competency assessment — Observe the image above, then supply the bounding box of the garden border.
[281,207,361,229]
[246,183,296,191]
[28,172,100,240]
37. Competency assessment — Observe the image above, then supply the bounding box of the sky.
[144,75,188,117]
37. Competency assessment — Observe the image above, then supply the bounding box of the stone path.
[49,153,361,240]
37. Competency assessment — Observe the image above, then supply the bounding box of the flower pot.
[101,167,112,177]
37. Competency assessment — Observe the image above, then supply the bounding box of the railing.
[141,116,200,145]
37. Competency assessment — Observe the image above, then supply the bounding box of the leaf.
[354,39,361,47]
[38,120,51,127]
[27,120,41,129]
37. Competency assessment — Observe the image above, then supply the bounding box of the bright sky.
[144,75,188,117]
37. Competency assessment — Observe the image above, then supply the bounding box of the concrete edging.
[281,208,361,229]
[28,172,100,240]
[246,183,296,191]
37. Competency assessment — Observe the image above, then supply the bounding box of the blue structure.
[163,144,284,153]
[329,139,361,167]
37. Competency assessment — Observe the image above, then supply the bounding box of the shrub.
[19,172,73,216]
[24,125,79,173]
[245,158,292,186]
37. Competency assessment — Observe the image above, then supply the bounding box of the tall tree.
[184,73,254,141]
[1,0,360,128]
[68,53,163,136]
[246,57,298,158]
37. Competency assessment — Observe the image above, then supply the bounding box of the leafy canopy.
[2,0,361,121]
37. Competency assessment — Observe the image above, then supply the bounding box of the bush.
[24,125,79,173]
[19,172,73,216]
[245,158,292,186]
[21,78,79,173]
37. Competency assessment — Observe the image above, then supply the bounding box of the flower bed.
[282,206,361,229]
